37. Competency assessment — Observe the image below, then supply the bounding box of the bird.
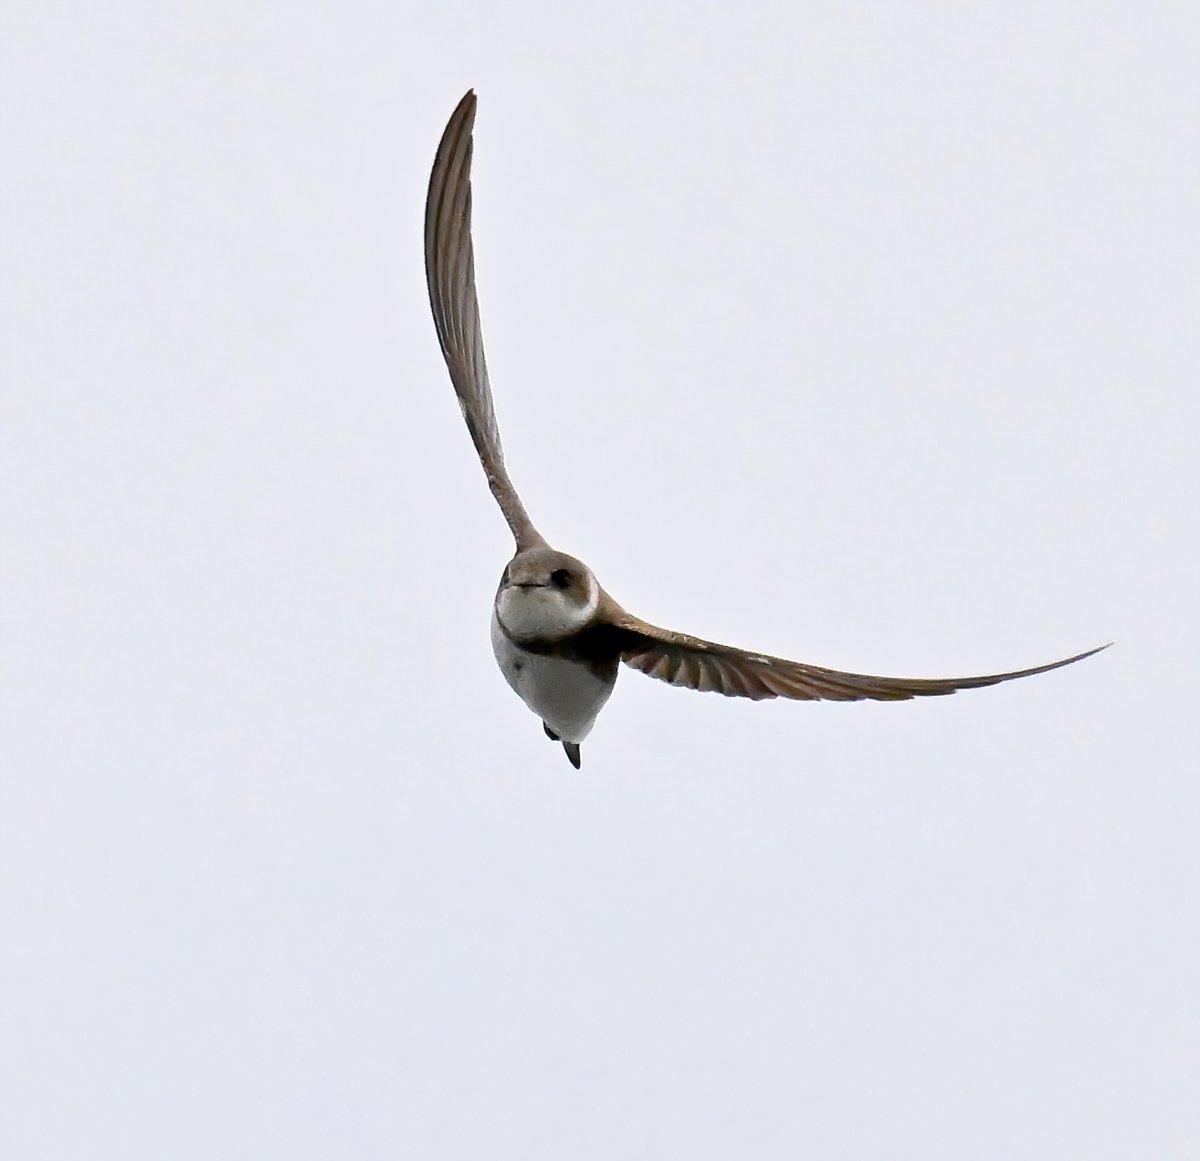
[423,89,1106,769]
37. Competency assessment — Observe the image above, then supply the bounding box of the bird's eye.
[550,569,572,589]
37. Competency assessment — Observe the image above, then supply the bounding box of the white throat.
[495,578,599,643]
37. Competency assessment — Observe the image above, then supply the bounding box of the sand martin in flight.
[424,90,1104,768]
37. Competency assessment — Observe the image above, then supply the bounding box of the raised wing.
[425,90,542,550]
[608,609,1107,702]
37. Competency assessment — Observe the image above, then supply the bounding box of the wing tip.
[1050,641,1112,669]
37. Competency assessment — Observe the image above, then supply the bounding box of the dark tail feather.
[542,722,581,769]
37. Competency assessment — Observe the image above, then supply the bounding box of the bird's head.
[494,547,600,643]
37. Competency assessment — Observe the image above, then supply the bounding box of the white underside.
[490,613,614,743]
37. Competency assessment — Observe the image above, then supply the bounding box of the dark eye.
[550,569,572,589]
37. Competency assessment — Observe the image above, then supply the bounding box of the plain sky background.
[2,2,1196,1158]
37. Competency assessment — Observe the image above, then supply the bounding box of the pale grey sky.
[2,2,1196,1158]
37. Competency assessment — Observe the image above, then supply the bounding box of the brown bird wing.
[605,606,1107,702]
[425,90,543,550]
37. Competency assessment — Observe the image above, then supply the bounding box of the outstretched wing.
[607,608,1107,701]
[425,90,542,550]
